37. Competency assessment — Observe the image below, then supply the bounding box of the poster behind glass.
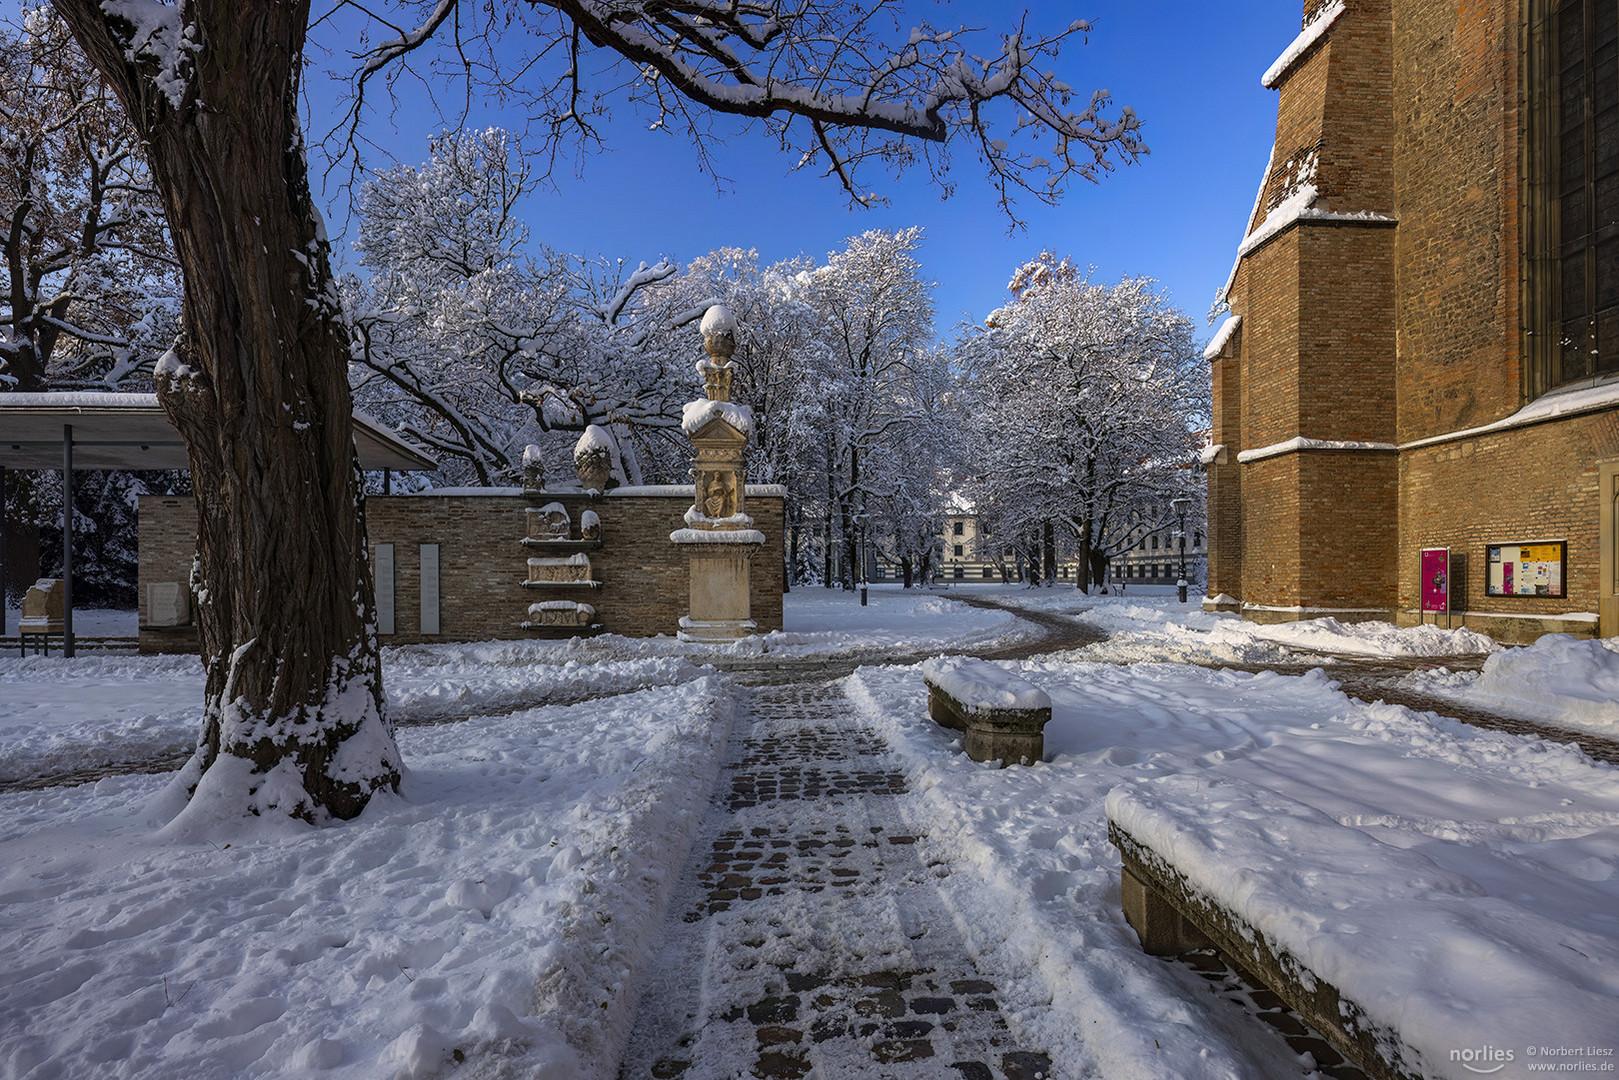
[1484,541,1567,598]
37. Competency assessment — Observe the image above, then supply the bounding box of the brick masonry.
[1210,0,1619,643]
[138,490,785,652]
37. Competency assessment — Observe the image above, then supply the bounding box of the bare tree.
[2,8,178,391]
[50,0,1142,822]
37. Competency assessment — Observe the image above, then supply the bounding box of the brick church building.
[1206,0,1619,642]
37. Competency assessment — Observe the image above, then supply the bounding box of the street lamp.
[1170,497,1191,603]
[853,511,870,607]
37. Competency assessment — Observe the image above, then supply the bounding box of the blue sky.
[308,1,1303,345]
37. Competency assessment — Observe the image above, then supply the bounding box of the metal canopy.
[0,392,437,471]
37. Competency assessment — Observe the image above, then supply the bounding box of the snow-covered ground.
[1,587,1614,1079]
[1398,633,1619,740]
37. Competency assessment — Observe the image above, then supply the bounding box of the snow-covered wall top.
[1236,437,1396,463]
[1237,183,1396,259]
[1203,316,1241,361]
[399,485,787,498]
[1261,0,1345,88]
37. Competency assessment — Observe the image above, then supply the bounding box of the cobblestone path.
[618,677,1054,1080]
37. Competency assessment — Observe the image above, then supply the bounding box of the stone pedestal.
[677,541,760,642]
[672,304,765,643]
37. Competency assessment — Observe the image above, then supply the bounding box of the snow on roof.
[681,399,754,436]
[1261,0,1346,89]
[1203,316,1241,361]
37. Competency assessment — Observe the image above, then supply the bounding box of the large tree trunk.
[55,0,399,821]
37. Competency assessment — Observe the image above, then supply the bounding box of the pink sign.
[1420,548,1449,613]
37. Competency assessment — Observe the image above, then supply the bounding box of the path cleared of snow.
[981,588,1500,663]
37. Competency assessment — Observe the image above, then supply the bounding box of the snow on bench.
[1106,774,1619,1080]
[921,656,1051,766]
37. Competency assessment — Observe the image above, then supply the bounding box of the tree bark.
[54,0,399,821]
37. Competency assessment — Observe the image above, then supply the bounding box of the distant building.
[1208,0,1619,642]
[939,511,1011,582]
[1110,518,1207,590]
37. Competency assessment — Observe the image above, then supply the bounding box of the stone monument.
[670,304,765,643]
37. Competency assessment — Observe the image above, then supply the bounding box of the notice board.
[1485,541,1567,598]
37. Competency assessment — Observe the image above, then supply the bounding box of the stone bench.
[18,579,65,656]
[920,656,1051,766]
[1106,774,1618,1080]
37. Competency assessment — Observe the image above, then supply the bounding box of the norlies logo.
[1453,1046,1516,1074]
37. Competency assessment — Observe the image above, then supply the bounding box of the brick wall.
[138,489,786,652]
[1398,411,1619,629]
[1392,0,1521,441]
[1209,0,1619,641]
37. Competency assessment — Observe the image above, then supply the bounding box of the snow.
[1,586,1614,1078]
[667,528,767,545]
[574,424,616,456]
[1236,182,1397,259]
[698,304,736,335]
[1202,314,1240,360]
[1261,0,1346,88]
[1401,375,1619,450]
[679,398,754,436]
[920,655,1051,713]
[0,390,168,409]
[1197,442,1226,465]
[1106,772,1619,1079]
[1400,634,1619,739]
[1236,435,1397,463]
[844,617,1619,1076]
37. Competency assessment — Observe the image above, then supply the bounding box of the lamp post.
[1170,497,1191,604]
[853,511,869,607]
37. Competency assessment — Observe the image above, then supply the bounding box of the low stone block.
[921,656,1051,767]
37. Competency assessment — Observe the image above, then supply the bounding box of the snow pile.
[1401,634,1619,738]
[1030,595,1500,663]
[1232,614,1499,657]
[0,678,734,1080]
